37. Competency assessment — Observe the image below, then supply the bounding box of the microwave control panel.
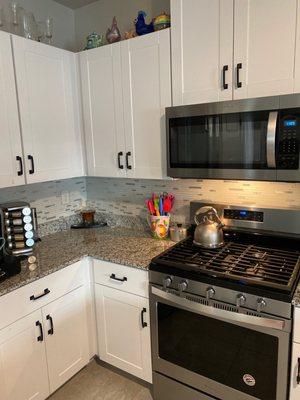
[277,112,300,169]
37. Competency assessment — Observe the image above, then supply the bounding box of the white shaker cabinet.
[42,286,90,393]
[171,0,234,106]
[0,32,25,189]
[12,35,83,184]
[290,342,300,400]
[79,43,126,178]
[234,0,298,100]
[95,284,152,383]
[80,30,171,179]
[0,310,49,400]
[121,29,172,179]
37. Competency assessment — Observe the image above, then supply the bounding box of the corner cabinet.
[12,35,83,184]
[0,32,25,189]
[80,29,171,179]
[171,0,300,106]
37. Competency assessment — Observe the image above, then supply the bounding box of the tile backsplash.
[87,177,300,225]
[0,177,299,233]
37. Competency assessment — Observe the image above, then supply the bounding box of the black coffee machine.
[0,202,38,281]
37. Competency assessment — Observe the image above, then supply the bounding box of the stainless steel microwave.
[166,94,300,181]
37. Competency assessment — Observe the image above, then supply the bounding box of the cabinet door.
[121,30,172,179]
[12,35,83,183]
[42,286,89,394]
[0,32,25,188]
[80,44,126,178]
[95,284,152,383]
[0,309,49,400]
[290,342,300,400]
[171,0,234,106]
[234,0,297,99]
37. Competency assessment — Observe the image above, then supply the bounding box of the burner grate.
[156,237,300,291]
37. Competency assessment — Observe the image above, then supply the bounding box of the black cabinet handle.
[222,65,228,90]
[28,155,35,174]
[16,156,23,176]
[126,151,132,170]
[297,358,300,384]
[36,321,44,342]
[30,288,50,301]
[237,63,242,88]
[46,314,54,335]
[141,308,148,328]
[110,273,127,282]
[117,152,124,169]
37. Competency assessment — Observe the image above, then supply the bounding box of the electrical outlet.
[61,191,70,205]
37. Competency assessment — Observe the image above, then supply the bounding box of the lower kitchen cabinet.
[42,285,90,394]
[290,342,300,399]
[0,309,49,400]
[95,284,152,383]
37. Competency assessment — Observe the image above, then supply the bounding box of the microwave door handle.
[266,111,278,168]
[151,285,288,332]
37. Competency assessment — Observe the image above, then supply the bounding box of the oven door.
[150,285,291,400]
[166,101,278,181]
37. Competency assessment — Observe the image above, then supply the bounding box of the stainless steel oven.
[166,93,300,181]
[150,284,291,400]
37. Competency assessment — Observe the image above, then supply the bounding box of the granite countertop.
[292,283,300,307]
[0,227,174,298]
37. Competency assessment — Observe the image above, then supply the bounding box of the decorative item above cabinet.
[171,0,300,106]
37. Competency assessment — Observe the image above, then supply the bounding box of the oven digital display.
[284,119,297,127]
[224,209,264,222]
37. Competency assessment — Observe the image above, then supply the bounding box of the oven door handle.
[151,286,289,332]
[266,111,278,168]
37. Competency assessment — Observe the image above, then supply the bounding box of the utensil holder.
[147,215,170,239]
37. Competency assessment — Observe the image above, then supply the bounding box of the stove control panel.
[223,209,264,222]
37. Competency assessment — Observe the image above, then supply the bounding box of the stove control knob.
[163,276,172,290]
[178,280,188,293]
[257,298,267,313]
[206,287,215,300]
[236,294,246,308]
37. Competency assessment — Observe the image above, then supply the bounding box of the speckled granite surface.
[292,283,300,307]
[0,227,174,298]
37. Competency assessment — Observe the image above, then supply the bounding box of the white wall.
[74,0,170,51]
[0,0,76,51]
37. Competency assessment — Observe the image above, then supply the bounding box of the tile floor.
[49,359,153,400]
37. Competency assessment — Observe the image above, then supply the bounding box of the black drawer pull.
[222,65,228,90]
[36,320,44,342]
[30,288,50,301]
[110,273,127,282]
[141,308,147,328]
[237,63,242,88]
[16,156,23,176]
[297,358,300,384]
[28,155,35,174]
[46,314,54,335]
[126,151,132,170]
[117,152,124,169]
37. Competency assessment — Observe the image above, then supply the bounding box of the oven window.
[157,303,278,399]
[169,111,270,169]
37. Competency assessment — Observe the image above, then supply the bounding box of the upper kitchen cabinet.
[234,0,298,99]
[12,36,83,184]
[171,0,234,106]
[80,29,172,179]
[80,42,126,178]
[121,29,172,179]
[171,0,300,105]
[0,32,25,189]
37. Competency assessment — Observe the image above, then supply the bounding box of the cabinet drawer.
[0,260,87,330]
[290,342,300,400]
[294,307,300,343]
[93,260,148,298]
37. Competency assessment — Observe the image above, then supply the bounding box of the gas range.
[149,203,300,400]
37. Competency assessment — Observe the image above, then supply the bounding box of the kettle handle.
[194,206,223,226]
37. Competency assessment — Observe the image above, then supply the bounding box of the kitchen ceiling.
[53,0,100,9]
